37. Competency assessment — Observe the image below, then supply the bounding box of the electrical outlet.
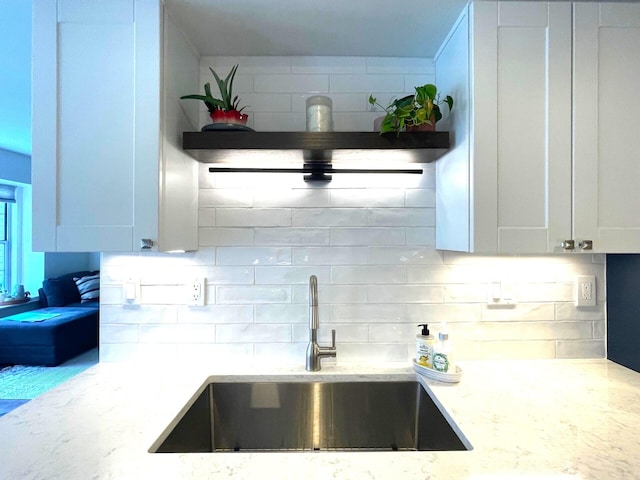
[575,275,596,307]
[187,278,206,306]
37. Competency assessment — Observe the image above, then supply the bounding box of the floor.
[0,348,98,417]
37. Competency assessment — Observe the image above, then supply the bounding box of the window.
[0,203,8,290]
[0,184,16,293]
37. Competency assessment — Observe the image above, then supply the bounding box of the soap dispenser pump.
[416,324,435,368]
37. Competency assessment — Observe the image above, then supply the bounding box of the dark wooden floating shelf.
[183,131,450,164]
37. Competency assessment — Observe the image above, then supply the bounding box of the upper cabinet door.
[436,1,572,253]
[573,3,640,253]
[491,2,573,253]
[32,0,160,252]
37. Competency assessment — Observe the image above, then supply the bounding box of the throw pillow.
[42,277,78,307]
[73,274,100,303]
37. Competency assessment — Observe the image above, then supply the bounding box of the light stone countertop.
[0,359,639,479]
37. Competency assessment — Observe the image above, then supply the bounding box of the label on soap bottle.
[433,352,450,372]
[416,341,433,368]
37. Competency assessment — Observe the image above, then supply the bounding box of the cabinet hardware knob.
[140,239,154,250]
[579,240,593,250]
[561,240,575,250]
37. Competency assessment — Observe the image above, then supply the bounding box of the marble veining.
[0,360,639,479]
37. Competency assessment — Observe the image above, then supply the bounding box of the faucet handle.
[331,329,336,347]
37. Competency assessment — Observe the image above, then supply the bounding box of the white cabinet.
[32,0,198,252]
[435,1,640,254]
[573,3,640,253]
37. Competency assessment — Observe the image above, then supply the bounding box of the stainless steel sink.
[150,380,471,453]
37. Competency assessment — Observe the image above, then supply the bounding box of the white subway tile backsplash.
[330,189,405,207]
[217,247,292,266]
[253,189,330,208]
[254,228,330,246]
[292,284,368,304]
[365,57,435,74]
[100,305,177,325]
[140,285,183,305]
[199,227,255,247]
[100,55,606,364]
[368,323,421,343]
[292,324,367,343]
[199,189,253,208]
[405,303,481,323]
[255,304,309,324]
[337,343,408,362]
[139,324,217,344]
[100,324,139,343]
[198,208,216,227]
[255,266,331,285]
[292,208,368,227]
[368,208,435,227]
[329,74,404,93]
[216,324,292,343]
[206,56,292,74]
[240,93,292,112]
[177,305,253,324]
[368,285,444,304]
[253,112,307,131]
[331,266,406,285]
[331,227,405,246]
[368,247,445,265]
[404,74,437,90]
[254,343,307,365]
[405,227,435,247]
[216,208,291,227]
[292,56,366,74]
[217,286,291,304]
[405,189,436,207]
[556,340,606,359]
[293,247,369,265]
[331,304,408,323]
[255,74,328,93]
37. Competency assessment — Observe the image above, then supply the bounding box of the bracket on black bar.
[208,163,423,182]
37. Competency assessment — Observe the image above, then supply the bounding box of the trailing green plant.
[369,84,453,134]
[180,64,245,113]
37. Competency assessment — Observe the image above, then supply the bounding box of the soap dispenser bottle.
[416,324,435,368]
[433,328,456,373]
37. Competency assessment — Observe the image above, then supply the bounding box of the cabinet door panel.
[573,3,640,252]
[58,23,135,228]
[32,0,160,252]
[494,2,572,253]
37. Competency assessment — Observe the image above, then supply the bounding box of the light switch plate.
[122,277,140,305]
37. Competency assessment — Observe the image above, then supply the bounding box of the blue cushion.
[41,271,94,307]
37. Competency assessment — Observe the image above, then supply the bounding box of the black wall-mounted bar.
[208,163,423,182]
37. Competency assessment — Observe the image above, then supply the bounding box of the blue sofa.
[0,271,99,366]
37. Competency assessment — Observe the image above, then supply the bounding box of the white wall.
[99,56,606,365]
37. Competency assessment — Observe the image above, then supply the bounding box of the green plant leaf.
[424,84,437,99]
[180,94,208,101]
[445,95,454,111]
[368,95,377,105]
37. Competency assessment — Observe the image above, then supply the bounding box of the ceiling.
[163,0,470,58]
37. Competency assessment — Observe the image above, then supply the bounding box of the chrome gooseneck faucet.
[306,275,336,371]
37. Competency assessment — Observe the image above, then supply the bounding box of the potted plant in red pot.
[181,64,248,126]
[369,84,453,135]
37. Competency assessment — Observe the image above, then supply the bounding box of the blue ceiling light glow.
[0,0,32,156]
